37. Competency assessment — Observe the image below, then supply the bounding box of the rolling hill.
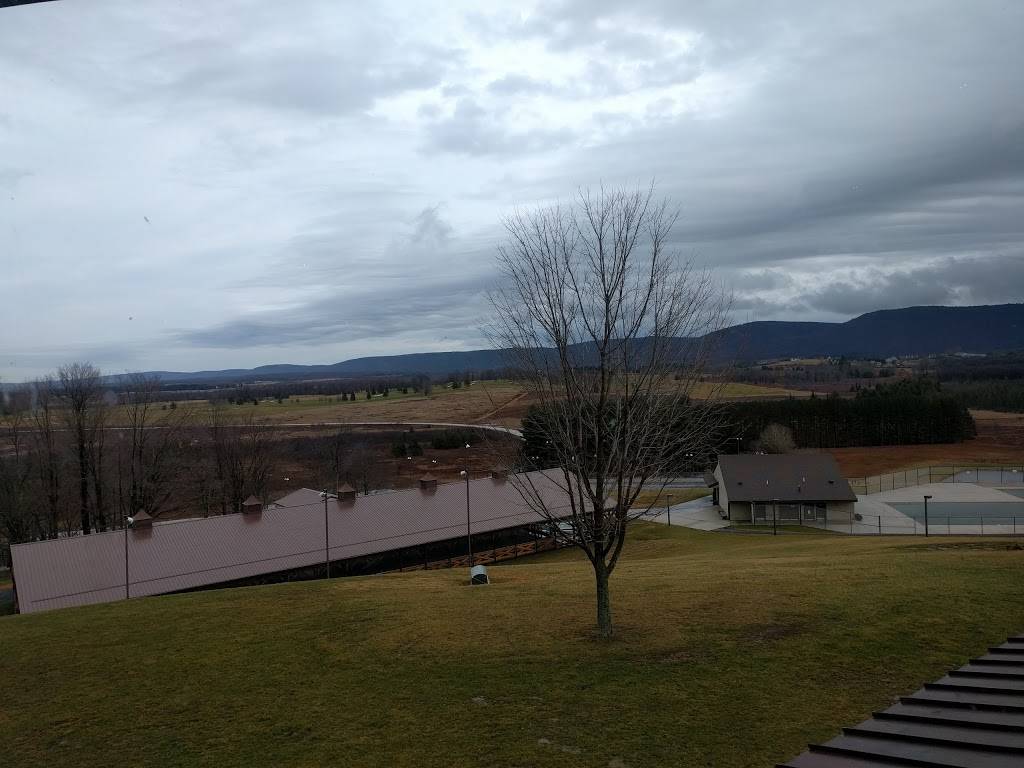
[131,303,1024,384]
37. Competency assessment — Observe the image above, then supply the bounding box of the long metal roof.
[715,454,857,503]
[780,631,1024,766]
[10,470,572,614]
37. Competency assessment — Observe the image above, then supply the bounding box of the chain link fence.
[849,465,1024,495]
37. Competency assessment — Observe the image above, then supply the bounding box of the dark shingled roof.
[715,454,856,503]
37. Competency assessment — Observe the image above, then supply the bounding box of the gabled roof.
[715,454,856,503]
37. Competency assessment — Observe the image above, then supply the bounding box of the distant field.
[830,409,1024,477]
[2,524,1022,767]
[89,381,531,429]
[73,379,808,431]
[691,381,811,399]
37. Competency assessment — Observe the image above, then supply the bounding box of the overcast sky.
[2,1,1023,380]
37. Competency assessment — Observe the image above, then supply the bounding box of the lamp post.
[923,494,932,537]
[733,436,742,454]
[124,515,132,599]
[320,489,335,579]
[666,493,674,526]
[460,469,472,566]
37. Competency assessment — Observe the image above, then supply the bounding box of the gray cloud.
[177,272,494,349]
[422,98,576,156]
[793,254,1024,317]
[2,0,1024,378]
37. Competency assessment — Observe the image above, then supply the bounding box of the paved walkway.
[645,496,730,531]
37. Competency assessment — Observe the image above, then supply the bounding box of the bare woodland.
[489,185,728,637]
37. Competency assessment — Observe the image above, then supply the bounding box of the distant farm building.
[708,454,857,525]
[9,471,571,614]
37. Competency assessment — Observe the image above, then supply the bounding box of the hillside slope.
[1,525,1022,768]
[128,303,1024,384]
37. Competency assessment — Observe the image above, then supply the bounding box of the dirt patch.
[830,411,1024,476]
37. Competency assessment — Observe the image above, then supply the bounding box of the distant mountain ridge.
[126,303,1024,385]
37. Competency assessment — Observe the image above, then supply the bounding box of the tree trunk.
[594,558,613,638]
[78,438,90,535]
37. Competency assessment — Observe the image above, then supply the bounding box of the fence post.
[878,516,881,535]
[981,516,985,535]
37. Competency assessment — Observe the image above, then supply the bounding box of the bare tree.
[208,405,273,513]
[0,389,35,547]
[756,423,796,454]
[341,440,392,495]
[58,362,107,534]
[28,376,66,538]
[488,185,728,638]
[116,373,189,521]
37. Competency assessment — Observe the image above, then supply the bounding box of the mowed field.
[830,409,1024,477]
[2,524,1023,768]
[96,379,810,430]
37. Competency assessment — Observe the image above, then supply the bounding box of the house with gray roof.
[707,454,857,525]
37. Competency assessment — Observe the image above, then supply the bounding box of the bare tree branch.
[487,184,729,637]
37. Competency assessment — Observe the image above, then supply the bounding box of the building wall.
[714,464,728,511]
[730,501,752,522]
[827,501,855,521]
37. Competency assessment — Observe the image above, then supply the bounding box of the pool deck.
[848,483,1024,535]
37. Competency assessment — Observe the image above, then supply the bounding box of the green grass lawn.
[2,526,1023,768]
[725,523,844,535]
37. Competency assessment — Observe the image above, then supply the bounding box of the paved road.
[87,420,524,438]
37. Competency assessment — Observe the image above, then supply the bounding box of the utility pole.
[460,469,473,566]
[124,515,131,599]
[321,490,334,578]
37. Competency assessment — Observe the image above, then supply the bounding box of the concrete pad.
[871,482,1023,504]
[646,497,730,531]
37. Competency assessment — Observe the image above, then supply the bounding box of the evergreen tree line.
[725,380,975,448]
[941,380,1024,413]
[520,380,975,472]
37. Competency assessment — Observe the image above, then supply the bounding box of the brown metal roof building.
[708,454,857,526]
[10,470,571,615]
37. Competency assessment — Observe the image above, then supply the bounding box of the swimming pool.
[889,501,1024,523]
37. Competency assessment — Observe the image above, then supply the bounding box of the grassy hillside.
[2,526,1023,767]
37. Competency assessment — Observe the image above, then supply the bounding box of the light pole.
[320,490,335,579]
[923,494,932,537]
[460,469,472,566]
[733,436,742,454]
[124,515,132,599]
[666,493,674,526]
